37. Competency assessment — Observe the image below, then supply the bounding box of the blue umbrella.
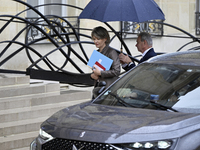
[79,0,165,51]
[79,0,165,23]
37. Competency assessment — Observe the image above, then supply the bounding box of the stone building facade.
[0,0,199,72]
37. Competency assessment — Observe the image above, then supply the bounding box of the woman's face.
[92,36,107,51]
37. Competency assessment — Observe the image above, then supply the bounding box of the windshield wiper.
[108,92,136,108]
[129,96,178,112]
[150,100,178,112]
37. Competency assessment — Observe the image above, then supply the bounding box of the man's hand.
[119,53,132,64]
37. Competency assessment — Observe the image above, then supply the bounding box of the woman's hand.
[92,66,101,76]
[91,73,99,80]
[91,66,101,80]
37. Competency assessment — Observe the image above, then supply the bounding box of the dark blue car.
[31,50,200,150]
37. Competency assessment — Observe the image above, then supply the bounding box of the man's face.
[135,36,145,53]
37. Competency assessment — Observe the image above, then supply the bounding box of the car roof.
[147,50,200,66]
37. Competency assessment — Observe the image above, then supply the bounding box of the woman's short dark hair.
[91,26,110,45]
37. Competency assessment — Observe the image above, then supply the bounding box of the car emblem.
[72,145,84,150]
[79,131,86,138]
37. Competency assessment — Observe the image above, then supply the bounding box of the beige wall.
[0,0,26,42]
[0,0,28,70]
[155,0,196,34]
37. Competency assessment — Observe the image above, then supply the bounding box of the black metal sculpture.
[0,0,199,87]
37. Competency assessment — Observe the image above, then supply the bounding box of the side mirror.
[92,81,106,98]
[98,81,106,87]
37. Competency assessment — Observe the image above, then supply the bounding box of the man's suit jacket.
[124,48,157,71]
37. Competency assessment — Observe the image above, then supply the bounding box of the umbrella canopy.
[79,0,165,23]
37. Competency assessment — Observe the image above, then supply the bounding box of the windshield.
[93,63,200,112]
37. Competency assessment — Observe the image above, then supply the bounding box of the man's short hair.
[138,32,153,46]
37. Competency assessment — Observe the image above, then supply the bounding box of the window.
[122,20,164,39]
[27,0,67,17]
[25,0,79,44]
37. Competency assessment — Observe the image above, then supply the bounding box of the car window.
[94,63,200,112]
[173,76,200,113]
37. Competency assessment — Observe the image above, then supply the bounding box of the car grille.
[42,138,119,150]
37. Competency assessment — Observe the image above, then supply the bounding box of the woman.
[90,26,121,97]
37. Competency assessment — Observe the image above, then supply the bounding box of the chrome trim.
[72,145,84,150]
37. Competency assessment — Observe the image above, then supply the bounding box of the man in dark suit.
[119,32,157,71]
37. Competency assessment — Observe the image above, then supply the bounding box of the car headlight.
[117,139,176,150]
[39,129,53,141]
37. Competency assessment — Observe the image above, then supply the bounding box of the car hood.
[42,102,200,143]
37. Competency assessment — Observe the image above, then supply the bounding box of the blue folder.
[87,50,113,70]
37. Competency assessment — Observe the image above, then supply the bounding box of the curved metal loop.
[0,0,199,86]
